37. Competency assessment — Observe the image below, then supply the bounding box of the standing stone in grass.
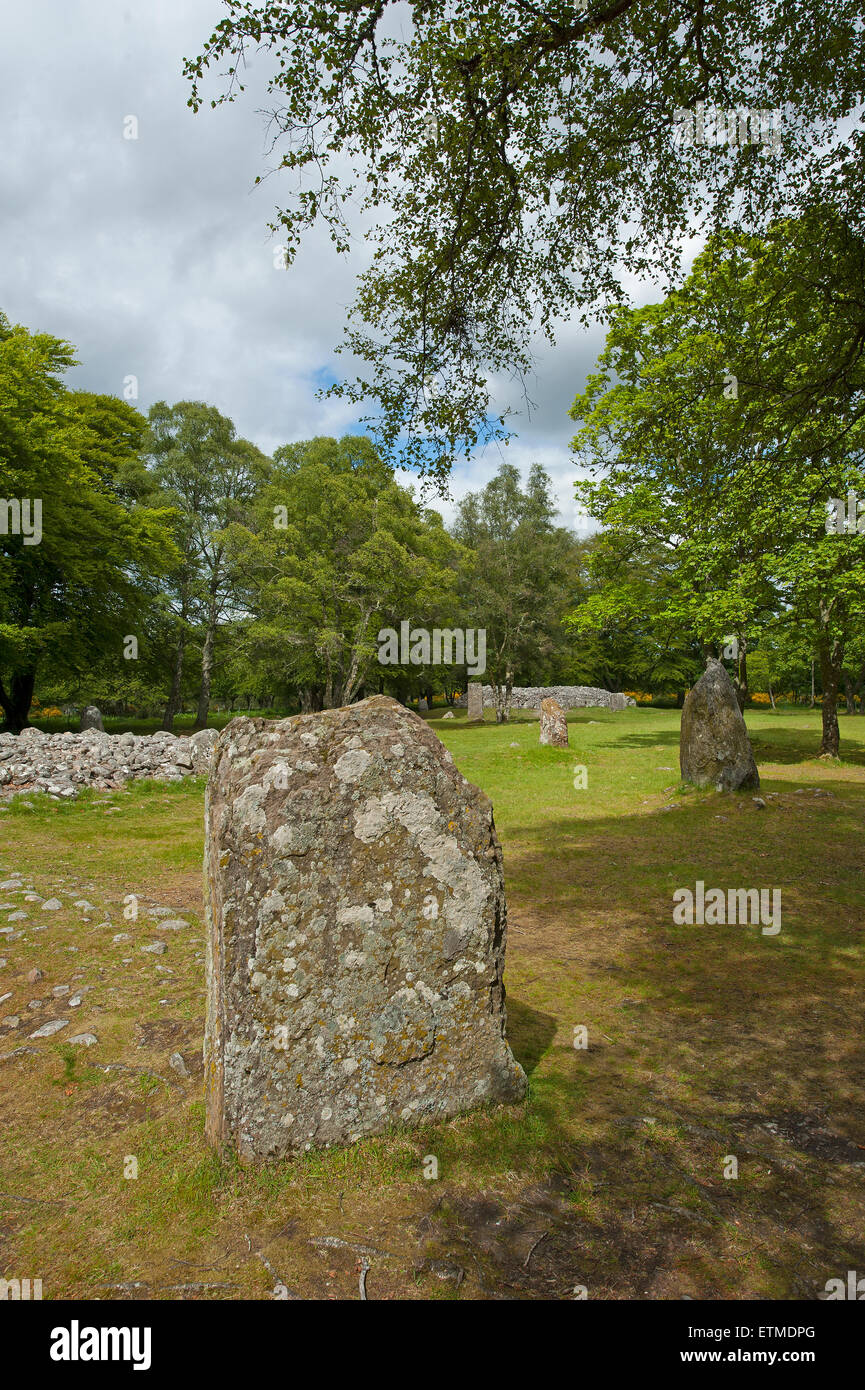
[78,705,104,733]
[680,658,760,792]
[204,694,526,1161]
[539,697,569,748]
[189,727,219,774]
[418,696,428,713]
[466,682,484,722]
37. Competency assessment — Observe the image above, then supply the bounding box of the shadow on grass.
[486,772,865,1296]
[506,998,557,1077]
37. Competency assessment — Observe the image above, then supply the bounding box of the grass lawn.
[1,705,864,1300]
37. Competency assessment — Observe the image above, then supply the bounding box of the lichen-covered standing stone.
[204,695,526,1160]
[680,658,760,792]
[539,697,569,747]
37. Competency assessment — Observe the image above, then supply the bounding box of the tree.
[145,401,272,729]
[569,223,865,755]
[186,1,865,479]
[452,460,576,720]
[566,533,704,701]
[0,314,174,732]
[225,435,463,709]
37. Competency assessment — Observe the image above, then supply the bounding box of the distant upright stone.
[539,697,569,747]
[466,683,484,721]
[680,659,759,792]
[418,696,428,713]
[79,706,104,733]
[189,727,219,774]
[610,692,627,711]
[204,695,526,1161]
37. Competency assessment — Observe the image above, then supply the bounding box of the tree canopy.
[0,314,176,732]
[186,1,865,480]
[569,220,865,753]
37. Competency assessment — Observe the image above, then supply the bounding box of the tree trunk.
[809,660,816,709]
[492,670,513,723]
[768,683,776,710]
[844,673,856,715]
[162,630,186,732]
[194,610,217,729]
[734,635,748,711]
[818,630,843,757]
[0,669,36,733]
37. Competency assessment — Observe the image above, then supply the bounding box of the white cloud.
[0,0,694,529]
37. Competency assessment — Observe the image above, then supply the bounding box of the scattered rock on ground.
[29,1019,68,1038]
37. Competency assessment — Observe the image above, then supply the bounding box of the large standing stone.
[79,706,104,733]
[204,695,526,1161]
[466,683,484,722]
[539,697,569,747]
[189,727,219,774]
[680,659,760,792]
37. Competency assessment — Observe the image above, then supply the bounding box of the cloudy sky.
[1,0,668,530]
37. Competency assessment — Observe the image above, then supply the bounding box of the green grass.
[1,705,864,1299]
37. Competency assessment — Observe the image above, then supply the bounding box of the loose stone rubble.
[456,685,629,711]
[204,694,526,1161]
[0,727,218,800]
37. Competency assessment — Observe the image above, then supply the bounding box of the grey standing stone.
[189,727,219,774]
[418,697,428,713]
[539,697,569,748]
[204,694,526,1161]
[466,683,484,722]
[79,706,104,733]
[680,658,760,792]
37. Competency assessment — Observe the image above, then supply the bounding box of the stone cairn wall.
[456,685,630,711]
[0,727,218,800]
